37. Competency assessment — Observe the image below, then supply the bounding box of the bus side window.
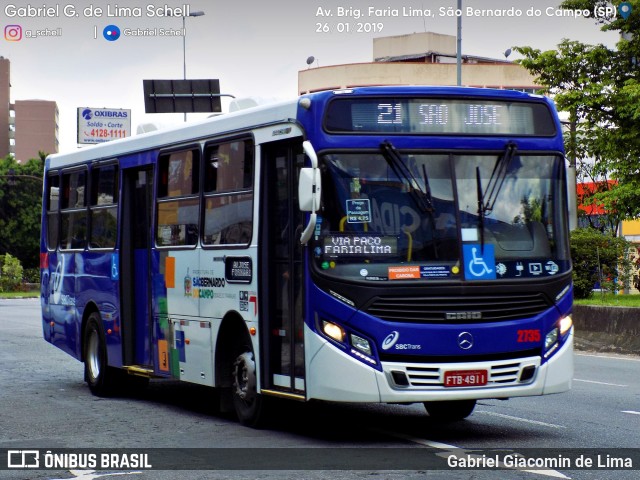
[46,172,60,250]
[89,164,118,249]
[204,140,253,193]
[60,169,88,250]
[202,139,254,246]
[156,149,200,247]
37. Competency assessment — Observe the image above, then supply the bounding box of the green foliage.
[22,267,40,284]
[570,228,634,299]
[0,154,43,269]
[515,0,640,220]
[0,253,24,292]
[574,293,640,307]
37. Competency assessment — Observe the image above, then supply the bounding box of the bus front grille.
[383,357,540,390]
[364,293,550,323]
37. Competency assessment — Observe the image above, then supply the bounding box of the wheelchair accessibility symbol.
[111,253,119,280]
[463,244,496,280]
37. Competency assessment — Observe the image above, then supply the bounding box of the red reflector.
[40,252,49,269]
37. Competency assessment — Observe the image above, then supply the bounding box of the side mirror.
[298,141,321,244]
[298,167,321,212]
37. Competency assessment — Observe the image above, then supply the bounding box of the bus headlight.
[545,328,559,351]
[350,333,372,356]
[559,315,573,336]
[322,320,345,343]
[544,315,572,358]
[317,318,380,369]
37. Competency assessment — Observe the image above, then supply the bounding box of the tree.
[570,227,634,298]
[0,155,44,269]
[0,253,24,292]
[515,0,640,221]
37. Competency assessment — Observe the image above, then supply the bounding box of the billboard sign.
[77,107,131,144]
[143,79,222,114]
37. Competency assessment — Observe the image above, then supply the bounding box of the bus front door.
[120,165,154,368]
[260,140,306,396]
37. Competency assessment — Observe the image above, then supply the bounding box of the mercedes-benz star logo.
[458,331,474,350]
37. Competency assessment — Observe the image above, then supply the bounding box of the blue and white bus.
[41,86,573,426]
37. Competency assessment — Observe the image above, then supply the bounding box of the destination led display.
[323,234,397,256]
[324,98,556,136]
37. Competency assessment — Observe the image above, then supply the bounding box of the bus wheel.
[231,349,264,427]
[84,313,115,396]
[423,400,476,422]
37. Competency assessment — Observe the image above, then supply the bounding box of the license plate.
[444,370,488,387]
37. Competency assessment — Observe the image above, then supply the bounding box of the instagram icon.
[5,25,22,41]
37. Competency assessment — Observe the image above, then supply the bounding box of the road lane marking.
[373,430,458,449]
[374,428,570,479]
[576,353,640,362]
[476,411,566,429]
[48,470,142,480]
[622,410,640,416]
[574,378,628,387]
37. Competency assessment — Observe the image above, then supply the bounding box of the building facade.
[0,57,11,158]
[0,57,59,161]
[14,100,59,162]
[299,32,540,94]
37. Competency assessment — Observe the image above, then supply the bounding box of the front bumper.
[305,324,573,403]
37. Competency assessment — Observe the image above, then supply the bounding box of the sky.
[1,0,622,153]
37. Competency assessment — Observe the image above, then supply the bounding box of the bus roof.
[47,86,556,170]
[46,97,300,169]
[302,85,551,103]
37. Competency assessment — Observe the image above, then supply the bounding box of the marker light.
[559,315,573,335]
[322,321,345,343]
[350,334,372,357]
[299,98,311,110]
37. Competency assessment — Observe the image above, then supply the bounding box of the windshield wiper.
[476,166,485,249]
[380,140,434,213]
[476,141,518,249]
[481,141,518,214]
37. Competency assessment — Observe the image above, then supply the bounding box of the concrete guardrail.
[573,305,640,355]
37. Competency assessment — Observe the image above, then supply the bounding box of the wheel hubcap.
[87,330,101,380]
[233,351,256,403]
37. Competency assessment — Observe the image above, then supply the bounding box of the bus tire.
[231,347,265,427]
[423,399,476,422]
[84,312,116,397]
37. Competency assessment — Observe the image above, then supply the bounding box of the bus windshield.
[312,149,570,282]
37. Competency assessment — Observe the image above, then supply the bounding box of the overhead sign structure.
[143,79,222,114]
[77,107,131,145]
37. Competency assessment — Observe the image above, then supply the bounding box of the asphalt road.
[1,298,638,480]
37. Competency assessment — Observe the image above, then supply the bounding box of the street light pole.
[456,0,462,86]
[182,10,205,121]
